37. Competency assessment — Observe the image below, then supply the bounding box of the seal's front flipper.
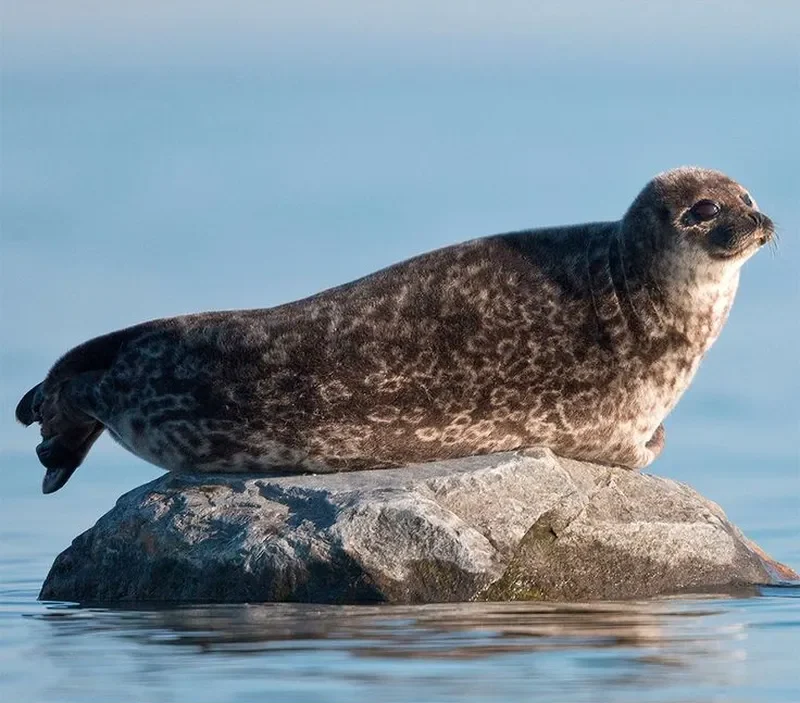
[645,423,666,459]
[37,423,104,494]
[16,383,43,426]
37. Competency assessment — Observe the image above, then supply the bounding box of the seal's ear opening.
[656,204,671,224]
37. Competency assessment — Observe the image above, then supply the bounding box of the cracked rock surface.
[40,449,798,603]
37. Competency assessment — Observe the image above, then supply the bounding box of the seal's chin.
[744,228,774,254]
[42,467,77,494]
[710,228,774,261]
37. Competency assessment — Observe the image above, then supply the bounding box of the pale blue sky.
[3,0,798,68]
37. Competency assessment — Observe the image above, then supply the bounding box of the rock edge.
[40,449,798,603]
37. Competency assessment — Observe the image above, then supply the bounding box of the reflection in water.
[14,594,797,703]
[56,599,719,658]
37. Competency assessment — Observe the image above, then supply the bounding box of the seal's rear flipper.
[16,383,42,426]
[37,423,104,494]
[41,466,80,495]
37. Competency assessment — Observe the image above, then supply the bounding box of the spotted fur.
[16,167,774,493]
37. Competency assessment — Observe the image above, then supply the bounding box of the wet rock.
[40,449,798,603]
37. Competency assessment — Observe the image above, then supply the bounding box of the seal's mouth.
[709,212,775,260]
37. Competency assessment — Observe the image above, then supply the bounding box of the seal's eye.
[741,193,753,207]
[690,200,720,221]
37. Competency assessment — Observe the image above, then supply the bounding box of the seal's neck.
[608,223,740,346]
[651,248,740,352]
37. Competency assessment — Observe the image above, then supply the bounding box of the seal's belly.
[103,398,550,474]
[104,411,319,474]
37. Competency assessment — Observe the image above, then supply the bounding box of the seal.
[16,167,774,494]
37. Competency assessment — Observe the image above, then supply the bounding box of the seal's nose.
[749,211,774,245]
[749,211,773,231]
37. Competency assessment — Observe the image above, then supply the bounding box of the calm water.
[1,593,799,703]
[1,7,799,701]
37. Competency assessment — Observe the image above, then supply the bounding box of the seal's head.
[623,167,774,284]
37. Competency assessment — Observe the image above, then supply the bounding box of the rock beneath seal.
[40,450,797,603]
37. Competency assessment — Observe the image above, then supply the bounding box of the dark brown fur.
[17,167,773,493]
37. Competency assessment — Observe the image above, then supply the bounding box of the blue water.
[1,5,799,701]
[1,594,799,703]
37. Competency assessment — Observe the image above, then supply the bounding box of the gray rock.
[40,449,798,603]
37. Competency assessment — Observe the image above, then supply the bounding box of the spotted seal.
[16,167,774,493]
